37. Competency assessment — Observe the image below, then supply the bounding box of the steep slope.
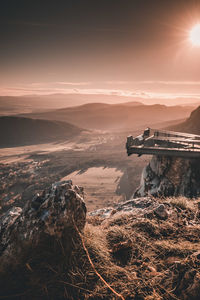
[19,103,193,130]
[170,105,200,134]
[0,116,82,147]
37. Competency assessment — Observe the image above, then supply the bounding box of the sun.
[189,24,200,46]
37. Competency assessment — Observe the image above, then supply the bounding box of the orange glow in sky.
[1,1,200,105]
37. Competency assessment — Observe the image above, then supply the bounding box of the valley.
[0,129,150,214]
[0,99,198,216]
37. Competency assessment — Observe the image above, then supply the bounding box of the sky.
[1,0,200,103]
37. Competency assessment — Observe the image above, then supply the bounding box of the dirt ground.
[62,167,124,211]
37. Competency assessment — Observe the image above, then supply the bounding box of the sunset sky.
[1,0,200,103]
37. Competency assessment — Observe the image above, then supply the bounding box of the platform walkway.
[126,128,200,158]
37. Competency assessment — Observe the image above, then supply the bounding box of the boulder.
[0,180,86,259]
[154,204,168,220]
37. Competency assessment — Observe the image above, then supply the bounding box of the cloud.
[30,81,91,87]
[105,80,200,86]
[1,85,200,101]
[138,81,200,86]
[54,81,91,86]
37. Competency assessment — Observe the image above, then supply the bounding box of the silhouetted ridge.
[170,106,200,134]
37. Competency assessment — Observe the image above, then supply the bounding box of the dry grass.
[0,198,200,299]
[80,201,200,300]
[166,197,195,210]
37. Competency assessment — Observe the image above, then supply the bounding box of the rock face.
[134,156,200,198]
[0,180,86,259]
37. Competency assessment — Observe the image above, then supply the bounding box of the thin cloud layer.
[1,84,200,102]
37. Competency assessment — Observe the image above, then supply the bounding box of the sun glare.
[189,24,200,46]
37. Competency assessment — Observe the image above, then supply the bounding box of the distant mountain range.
[170,106,200,135]
[0,116,82,147]
[1,101,198,148]
[19,102,194,131]
[0,93,199,116]
[0,94,143,116]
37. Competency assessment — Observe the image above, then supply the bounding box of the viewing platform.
[126,128,200,158]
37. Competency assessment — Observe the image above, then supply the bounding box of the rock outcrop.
[89,197,169,220]
[134,156,200,198]
[0,180,86,261]
[0,180,87,299]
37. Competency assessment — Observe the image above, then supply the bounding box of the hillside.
[19,103,194,131]
[0,116,82,147]
[170,106,200,134]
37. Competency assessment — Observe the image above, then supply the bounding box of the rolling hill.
[19,102,194,131]
[0,116,83,147]
[0,94,143,116]
[1,93,199,117]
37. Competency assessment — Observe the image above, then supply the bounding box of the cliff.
[135,156,200,198]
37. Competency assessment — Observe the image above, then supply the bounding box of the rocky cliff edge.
[134,156,200,198]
